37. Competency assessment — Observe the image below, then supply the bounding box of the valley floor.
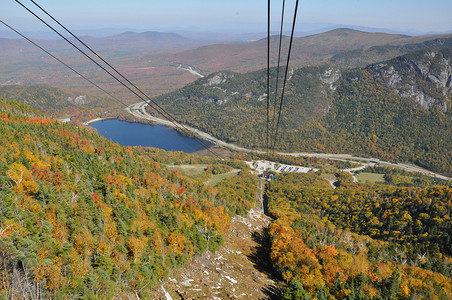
[124,101,452,182]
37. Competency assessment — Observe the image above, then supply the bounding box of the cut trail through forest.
[150,209,281,299]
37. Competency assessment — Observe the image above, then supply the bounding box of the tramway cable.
[266,0,271,158]
[15,0,220,157]
[270,0,286,155]
[270,0,300,154]
[0,19,128,109]
[28,0,178,119]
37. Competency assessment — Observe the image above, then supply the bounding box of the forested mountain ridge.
[0,85,125,122]
[0,97,253,298]
[152,48,452,175]
[151,66,332,146]
[329,35,452,68]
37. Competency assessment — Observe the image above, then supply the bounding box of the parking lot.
[245,160,318,175]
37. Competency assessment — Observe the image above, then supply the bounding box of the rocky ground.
[150,209,281,299]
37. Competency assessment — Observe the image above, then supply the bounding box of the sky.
[2,0,452,35]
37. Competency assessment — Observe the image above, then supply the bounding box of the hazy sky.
[2,0,452,34]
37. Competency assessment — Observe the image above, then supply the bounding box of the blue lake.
[89,119,211,153]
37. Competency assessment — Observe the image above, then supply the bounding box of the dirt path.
[150,209,281,299]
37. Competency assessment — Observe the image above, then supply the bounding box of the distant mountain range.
[2,27,452,99]
[0,30,210,57]
[146,28,452,74]
[1,22,450,41]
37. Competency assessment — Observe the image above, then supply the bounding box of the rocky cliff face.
[321,67,341,92]
[67,95,90,105]
[368,49,452,113]
[202,72,235,87]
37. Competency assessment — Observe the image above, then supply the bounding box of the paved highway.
[126,102,451,181]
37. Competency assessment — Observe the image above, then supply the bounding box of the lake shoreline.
[87,118,211,153]
[87,116,204,142]
[83,116,116,126]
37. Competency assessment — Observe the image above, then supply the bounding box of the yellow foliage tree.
[7,162,38,194]
[128,235,148,263]
[167,231,190,256]
[35,257,63,292]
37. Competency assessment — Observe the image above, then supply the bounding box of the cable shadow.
[247,227,282,300]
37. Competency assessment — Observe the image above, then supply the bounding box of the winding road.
[126,101,451,181]
[177,64,205,78]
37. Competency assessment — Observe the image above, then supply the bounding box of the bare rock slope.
[150,209,280,299]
